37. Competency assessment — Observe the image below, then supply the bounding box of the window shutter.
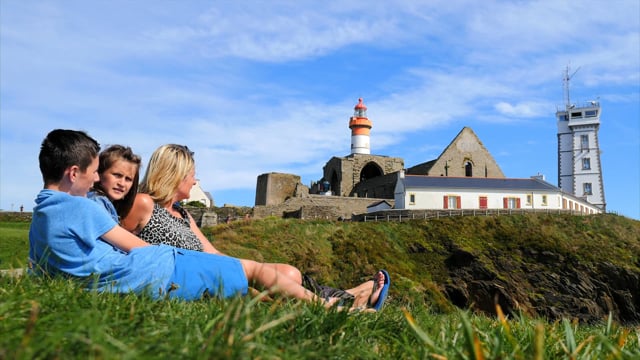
[456,196,461,209]
[503,197,508,209]
[443,196,448,209]
[516,198,521,208]
[479,196,487,209]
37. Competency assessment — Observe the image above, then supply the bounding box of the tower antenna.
[563,65,580,108]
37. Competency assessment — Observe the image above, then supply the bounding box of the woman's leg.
[246,263,303,301]
[240,258,320,302]
[272,263,303,284]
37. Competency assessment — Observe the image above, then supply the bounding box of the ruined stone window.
[360,162,383,181]
[465,161,473,177]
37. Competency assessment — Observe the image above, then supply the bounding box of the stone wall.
[351,172,398,199]
[321,154,403,197]
[255,172,301,206]
[253,194,394,220]
[0,211,33,221]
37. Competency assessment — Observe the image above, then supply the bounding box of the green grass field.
[0,221,29,269]
[2,273,639,359]
[1,216,639,358]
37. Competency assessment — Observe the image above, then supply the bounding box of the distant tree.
[183,201,206,208]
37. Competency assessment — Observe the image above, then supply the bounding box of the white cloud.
[494,101,545,118]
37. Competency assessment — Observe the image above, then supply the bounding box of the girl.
[88,145,142,222]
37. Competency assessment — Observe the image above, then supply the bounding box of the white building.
[394,172,602,215]
[366,200,393,213]
[556,103,606,210]
[187,180,214,207]
[556,66,606,210]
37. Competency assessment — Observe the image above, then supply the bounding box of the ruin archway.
[360,162,383,182]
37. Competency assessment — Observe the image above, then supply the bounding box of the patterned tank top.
[137,203,203,251]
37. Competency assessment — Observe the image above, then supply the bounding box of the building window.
[465,161,473,177]
[409,193,416,205]
[583,183,592,195]
[526,194,532,206]
[479,196,488,209]
[582,158,591,170]
[542,195,548,206]
[443,195,461,209]
[503,197,521,209]
[581,135,589,150]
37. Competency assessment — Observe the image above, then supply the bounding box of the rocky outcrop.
[442,248,640,324]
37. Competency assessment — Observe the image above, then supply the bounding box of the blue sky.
[1,1,639,219]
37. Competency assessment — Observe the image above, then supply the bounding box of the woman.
[122,144,389,309]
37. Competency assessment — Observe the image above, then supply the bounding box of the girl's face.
[176,168,196,201]
[100,159,138,201]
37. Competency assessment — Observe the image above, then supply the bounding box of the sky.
[1,1,639,219]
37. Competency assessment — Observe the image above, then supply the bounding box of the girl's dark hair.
[93,145,142,219]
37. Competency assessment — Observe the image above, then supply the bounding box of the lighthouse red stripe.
[352,128,371,135]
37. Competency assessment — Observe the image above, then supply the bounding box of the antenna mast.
[563,65,580,108]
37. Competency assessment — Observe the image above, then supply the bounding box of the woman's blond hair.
[139,144,195,206]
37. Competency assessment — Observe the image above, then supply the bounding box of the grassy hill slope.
[205,213,640,323]
[2,212,639,323]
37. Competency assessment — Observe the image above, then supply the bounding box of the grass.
[2,213,640,358]
[0,221,29,269]
[2,274,638,359]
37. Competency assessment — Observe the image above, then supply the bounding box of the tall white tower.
[349,98,372,154]
[556,67,606,210]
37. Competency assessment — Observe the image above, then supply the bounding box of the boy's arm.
[101,225,151,252]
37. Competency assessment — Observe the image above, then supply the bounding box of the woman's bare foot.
[367,271,386,308]
[346,270,389,311]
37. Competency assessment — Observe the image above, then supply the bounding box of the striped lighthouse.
[349,98,372,155]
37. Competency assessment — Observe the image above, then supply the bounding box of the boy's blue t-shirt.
[29,189,176,298]
[87,191,119,222]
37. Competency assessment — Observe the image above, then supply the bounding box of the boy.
[29,129,333,303]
